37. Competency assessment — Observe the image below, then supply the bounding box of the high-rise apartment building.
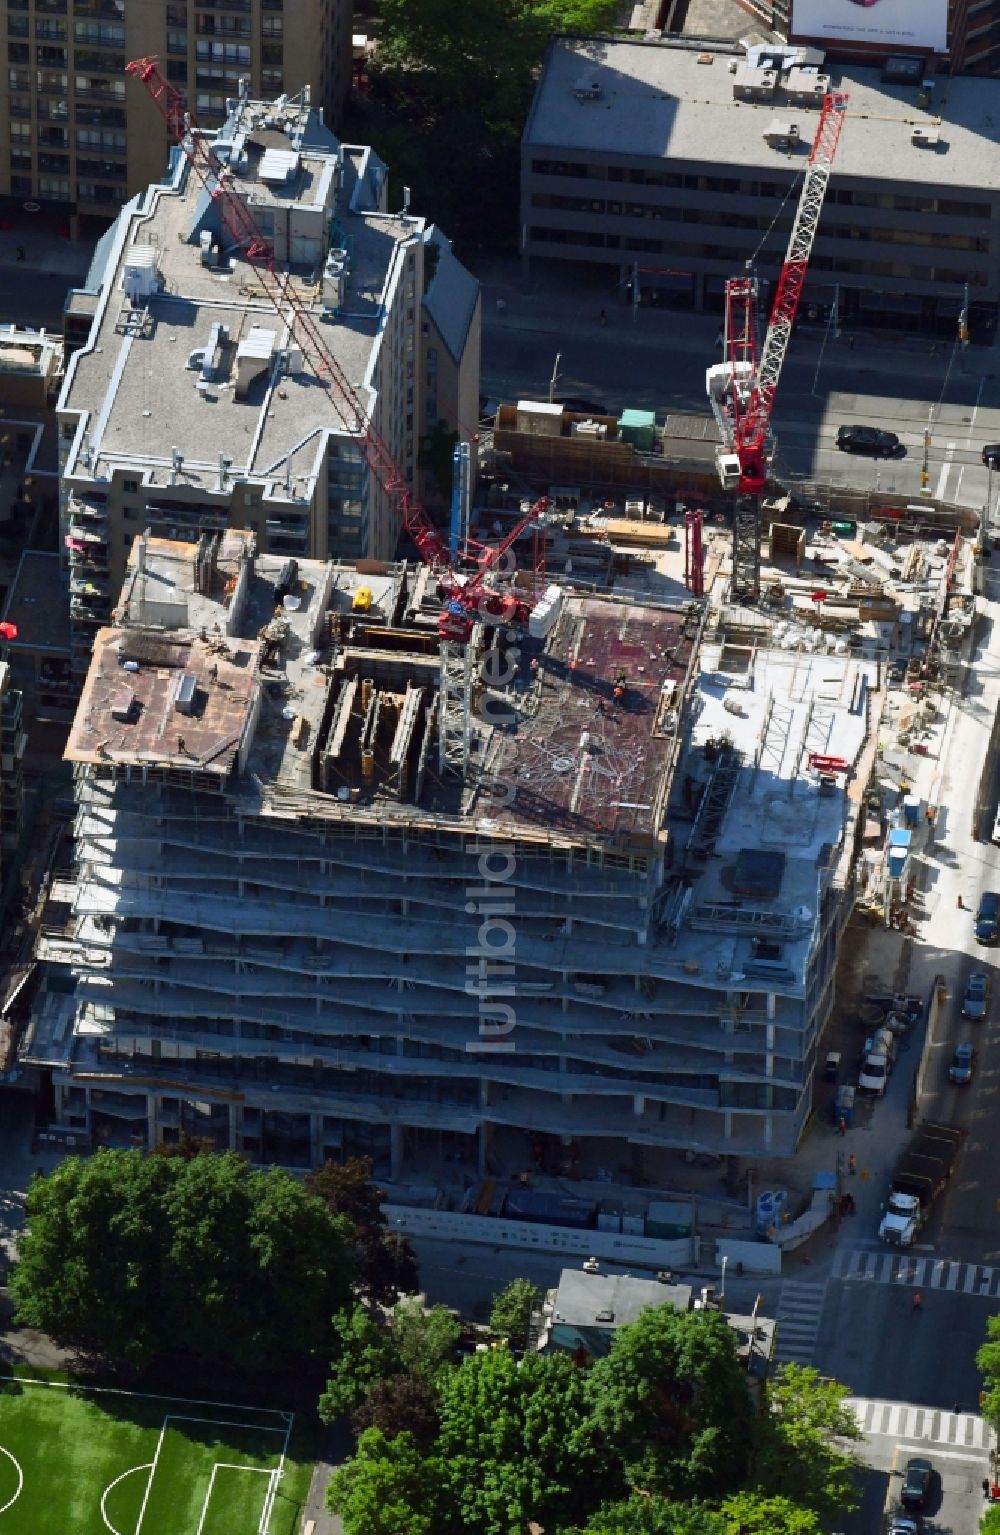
[26,525,875,1175]
[0,0,353,223]
[55,80,480,685]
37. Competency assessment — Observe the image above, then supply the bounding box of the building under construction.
[25,525,879,1175]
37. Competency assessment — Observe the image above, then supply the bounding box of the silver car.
[949,1041,975,1085]
[962,972,990,1020]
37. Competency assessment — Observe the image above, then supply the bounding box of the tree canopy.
[748,1363,862,1518]
[12,1149,354,1378]
[356,0,619,251]
[585,1305,755,1499]
[305,1157,419,1305]
[978,1313,1000,1427]
[489,1277,543,1348]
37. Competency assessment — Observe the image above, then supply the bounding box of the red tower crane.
[706,90,848,601]
[126,57,545,646]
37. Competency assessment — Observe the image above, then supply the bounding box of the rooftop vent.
[234,326,276,399]
[764,118,800,149]
[594,1309,615,1324]
[911,126,941,149]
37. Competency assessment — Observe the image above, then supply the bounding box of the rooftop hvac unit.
[911,127,941,149]
[783,67,830,104]
[122,245,159,301]
[764,119,800,149]
[732,65,777,102]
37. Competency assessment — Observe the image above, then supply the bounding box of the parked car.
[976,891,1000,944]
[837,424,902,457]
[982,442,1000,468]
[888,1517,920,1535]
[962,972,990,1019]
[858,1052,889,1096]
[948,1041,976,1085]
[900,1458,933,1511]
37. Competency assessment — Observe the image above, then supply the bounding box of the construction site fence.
[383,1202,696,1270]
[973,699,1000,843]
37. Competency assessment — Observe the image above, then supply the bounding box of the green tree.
[353,1372,441,1448]
[362,0,619,252]
[720,1491,821,1535]
[12,1150,354,1377]
[319,1304,402,1423]
[586,1305,754,1499]
[305,1157,419,1305]
[489,1277,542,1349]
[326,1428,444,1535]
[437,1346,604,1533]
[581,1496,728,1535]
[750,1363,862,1518]
[390,1298,461,1382]
[978,1314,1000,1427]
[981,1505,1000,1535]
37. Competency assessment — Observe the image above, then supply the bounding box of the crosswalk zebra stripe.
[833,1245,1000,1296]
[845,1396,991,1451]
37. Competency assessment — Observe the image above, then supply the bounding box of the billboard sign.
[792,0,947,52]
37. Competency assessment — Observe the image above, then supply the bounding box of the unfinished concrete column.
[390,1123,404,1180]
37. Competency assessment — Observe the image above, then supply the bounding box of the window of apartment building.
[10,122,31,143]
[73,49,125,72]
[167,30,188,55]
[196,14,251,35]
[166,5,188,22]
[7,15,28,38]
[9,95,31,117]
[36,18,68,40]
[76,128,125,152]
[261,41,283,66]
[8,43,29,64]
[76,103,126,127]
[10,175,32,197]
[38,151,68,173]
[262,15,283,34]
[36,45,68,66]
[75,73,124,99]
[195,40,250,63]
[261,68,283,91]
[38,124,68,147]
[167,61,188,84]
[39,176,69,198]
[77,181,126,206]
[9,148,32,172]
[194,91,227,115]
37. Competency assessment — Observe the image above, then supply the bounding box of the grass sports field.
[0,1374,312,1534]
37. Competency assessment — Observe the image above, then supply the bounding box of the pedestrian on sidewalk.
[983,1478,991,1500]
[848,1153,857,1175]
[14,245,24,262]
[837,1116,847,1137]
[957,894,966,910]
[913,1291,923,1312]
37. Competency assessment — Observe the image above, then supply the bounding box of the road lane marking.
[847,1397,990,1451]
[936,443,956,500]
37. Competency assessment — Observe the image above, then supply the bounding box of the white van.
[858,1052,889,1097]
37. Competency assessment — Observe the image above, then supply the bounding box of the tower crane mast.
[706,90,848,600]
[126,57,546,652]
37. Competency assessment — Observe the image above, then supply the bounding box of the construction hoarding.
[791,0,947,52]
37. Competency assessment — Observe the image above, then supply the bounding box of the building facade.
[733,0,999,74]
[25,527,873,1175]
[0,0,352,223]
[521,37,1000,337]
[55,82,479,685]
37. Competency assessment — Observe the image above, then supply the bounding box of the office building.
[522,36,1000,336]
[26,521,875,1173]
[56,80,479,683]
[724,0,999,75]
[0,0,352,222]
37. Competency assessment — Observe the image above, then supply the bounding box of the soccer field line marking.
[4,1374,294,1420]
[260,1407,294,1535]
[133,1420,167,1535]
[167,1413,287,1434]
[195,1461,273,1535]
[99,1462,152,1535]
[0,1445,24,1517]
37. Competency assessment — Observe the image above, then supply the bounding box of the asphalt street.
[478,266,1000,515]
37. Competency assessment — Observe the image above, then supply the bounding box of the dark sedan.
[837,424,902,457]
[900,1458,933,1511]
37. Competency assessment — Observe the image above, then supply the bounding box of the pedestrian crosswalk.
[834,1244,1000,1297]
[846,1396,991,1451]
[772,1279,829,1366]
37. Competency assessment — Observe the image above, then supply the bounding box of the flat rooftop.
[59,107,419,494]
[3,550,71,654]
[658,646,878,987]
[525,38,1000,190]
